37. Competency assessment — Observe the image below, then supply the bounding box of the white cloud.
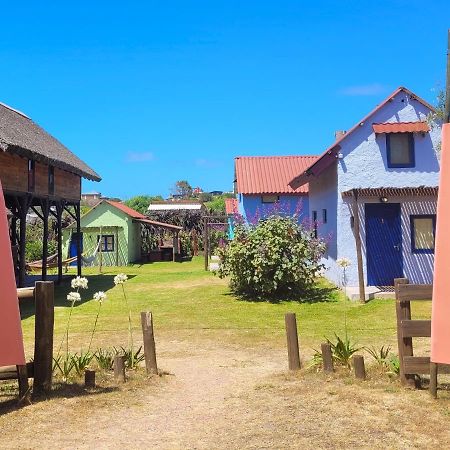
[338,83,387,96]
[125,151,155,163]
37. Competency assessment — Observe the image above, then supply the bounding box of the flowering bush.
[217,215,326,298]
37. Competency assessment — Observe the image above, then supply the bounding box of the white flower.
[114,273,128,285]
[67,292,81,303]
[71,276,89,289]
[336,257,351,268]
[93,291,107,304]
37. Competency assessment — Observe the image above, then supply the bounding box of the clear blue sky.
[1,1,449,199]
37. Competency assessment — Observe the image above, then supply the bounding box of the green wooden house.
[62,200,182,266]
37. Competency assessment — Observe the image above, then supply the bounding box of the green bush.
[217,215,326,298]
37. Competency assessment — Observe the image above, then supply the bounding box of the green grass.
[19,257,432,355]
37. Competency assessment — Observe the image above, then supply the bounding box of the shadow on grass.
[224,284,339,304]
[19,274,136,320]
[0,382,118,416]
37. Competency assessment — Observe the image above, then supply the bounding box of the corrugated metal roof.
[235,156,318,195]
[341,187,438,197]
[373,122,430,133]
[225,198,238,215]
[106,200,147,219]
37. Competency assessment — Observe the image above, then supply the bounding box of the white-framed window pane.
[261,195,279,203]
[413,218,434,250]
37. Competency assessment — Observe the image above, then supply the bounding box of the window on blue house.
[322,209,327,224]
[312,210,318,238]
[411,215,435,253]
[387,133,415,168]
[261,195,279,203]
[98,235,115,252]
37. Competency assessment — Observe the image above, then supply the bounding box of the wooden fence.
[395,278,450,393]
[0,281,54,399]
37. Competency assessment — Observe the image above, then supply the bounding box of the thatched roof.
[0,102,101,181]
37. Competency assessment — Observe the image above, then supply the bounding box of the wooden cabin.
[0,102,101,286]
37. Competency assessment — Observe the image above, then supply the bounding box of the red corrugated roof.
[225,198,238,215]
[106,200,147,219]
[235,156,318,195]
[373,122,430,133]
[289,87,436,190]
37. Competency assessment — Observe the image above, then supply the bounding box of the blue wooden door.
[69,232,83,266]
[365,203,403,286]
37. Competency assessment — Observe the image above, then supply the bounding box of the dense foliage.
[217,215,326,299]
[124,195,164,214]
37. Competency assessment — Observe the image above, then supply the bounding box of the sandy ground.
[0,337,449,449]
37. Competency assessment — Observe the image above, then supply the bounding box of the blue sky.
[1,1,449,199]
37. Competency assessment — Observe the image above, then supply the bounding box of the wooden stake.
[353,355,366,380]
[114,355,126,383]
[141,312,158,375]
[99,225,103,273]
[16,364,29,403]
[33,281,54,395]
[285,313,301,370]
[321,343,334,373]
[84,370,96,389]
[430,362,438,398]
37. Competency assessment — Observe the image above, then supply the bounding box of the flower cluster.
[336,257,351,268]
[71,276,89,290]
[93,291,107,304]
[114,273,128,285]
[67,292,81,303]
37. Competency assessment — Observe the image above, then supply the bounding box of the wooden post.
[41,199,49,281]
[141,312,158,375]
[203,216,208,271]
[115,227,119,266]
[84,369,96,388]
[114,355,126,383]
[33,281,54,394]
[16,364,29,402]
[394,278,416,387]
[99,225,103,273]
[76,203,82,277]
[285,313,301,370]
[172,231,177,262]
[430,362,438,398]
[321,343,334,373]
[353,355,366,380]
[56,202,63,284]
[351,189,366,303]
[18,196,28,288]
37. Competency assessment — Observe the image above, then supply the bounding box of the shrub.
[217,215,326,298]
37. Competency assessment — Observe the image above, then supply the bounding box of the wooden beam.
[18,195,30,288]
[203,216,208,271]
[396,284,433,302]
[352,189,366,303]
[115,226,119,266]
[56,202,64,283]
[41,199,50,281]
[75,203,82,277]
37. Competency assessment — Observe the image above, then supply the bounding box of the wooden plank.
[353,355,366,380]
[403,356,450,375]
[33,281,54,394]
[0,362,34,380]
[17,287,35,300]
[114,355,126,383]
[321,343,334,373]
[401,319,431,337]
[430,362,438,398]
[397,284,433,302]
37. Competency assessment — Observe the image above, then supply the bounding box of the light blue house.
[234,156,318,223]
[290,87,441,297]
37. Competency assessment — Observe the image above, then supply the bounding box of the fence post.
[394,278,416,387]
[16,364,29,403]
[114,355,126,383]
[321,343,334,373]
[141,312,158,375]
[85,369,96,388]
[33,281,54,395]
[430,362,438,398]
[285,313,301,370]
[353,355,366,380]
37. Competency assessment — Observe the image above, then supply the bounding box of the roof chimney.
[335,130,346,140]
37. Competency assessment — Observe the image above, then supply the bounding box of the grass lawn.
[19,256,432,358]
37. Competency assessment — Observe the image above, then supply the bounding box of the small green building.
[62,200,182,266]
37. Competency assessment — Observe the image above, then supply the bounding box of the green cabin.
[62,200,182,266]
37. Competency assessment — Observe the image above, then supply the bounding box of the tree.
[124,195,163,214]
[173,180,193,198]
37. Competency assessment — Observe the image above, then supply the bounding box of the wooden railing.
[395,278,450,393]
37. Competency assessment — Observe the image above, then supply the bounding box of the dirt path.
[1,338,450,449]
